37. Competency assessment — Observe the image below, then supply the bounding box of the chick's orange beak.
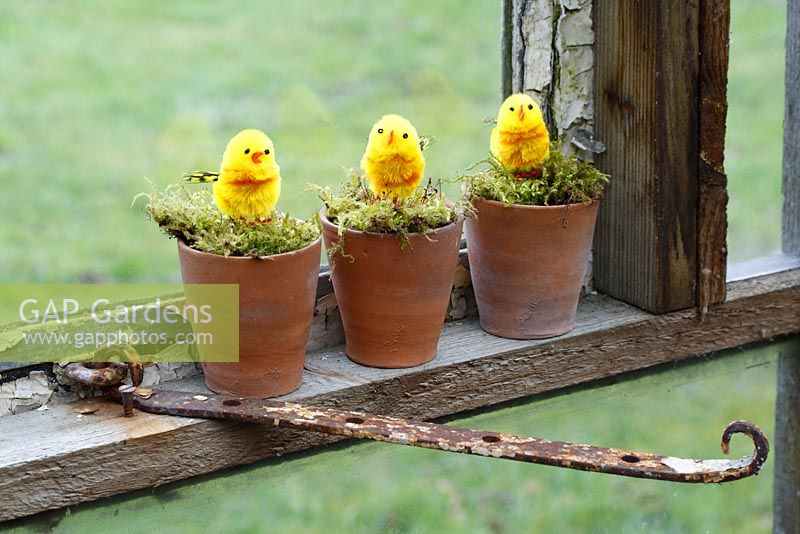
[251,151,264,164]
[387,130,394,145]
[518,107,525,121]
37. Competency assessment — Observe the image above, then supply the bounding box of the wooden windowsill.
[1,268,798,522]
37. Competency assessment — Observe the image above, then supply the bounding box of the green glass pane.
[726,0,787,263]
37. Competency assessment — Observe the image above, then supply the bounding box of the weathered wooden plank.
[784,0,800,253]
[0,268,798,522]
[773,340,800,534]
[697,0,730,310]
[593,0,700,313]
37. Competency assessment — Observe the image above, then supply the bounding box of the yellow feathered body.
[212,129,281,220]
[360,114,425,199]
[490,93,550,173]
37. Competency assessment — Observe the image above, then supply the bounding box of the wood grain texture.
[1,268,798,522]
[593,0,700,313]
[773,341,800,534]
[784,0,800,254]
[697,0,730,310]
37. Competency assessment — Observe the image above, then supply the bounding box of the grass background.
[0,0,785,282]
[0,0,497,282]
[0,0,790,531]
[726,0,787,261]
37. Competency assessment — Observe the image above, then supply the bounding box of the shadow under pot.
[177,237,321,398]
[465,197,599,339]
[320,209,463,368]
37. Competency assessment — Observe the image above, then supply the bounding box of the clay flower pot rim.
[472,196,598,211]
[319,207,464,239]
[177,236,322,262]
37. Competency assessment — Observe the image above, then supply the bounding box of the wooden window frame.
[1,0,799,523]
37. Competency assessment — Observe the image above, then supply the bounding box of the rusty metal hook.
[63,353,770,484]
[64,345,144,389]
[64,361,129,388]
[115,388,769,484]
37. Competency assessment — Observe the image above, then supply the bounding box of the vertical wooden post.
[593,0,703,313]
[697,0,730,310]
[773,342,800,534]
[784,0,800,254]
[510,0,729,312]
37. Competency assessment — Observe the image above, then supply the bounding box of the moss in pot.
[310,173,469,368]
[138,185,321,398]
[464,147,609,339]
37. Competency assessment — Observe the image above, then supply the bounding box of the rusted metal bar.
[118,387,769,484]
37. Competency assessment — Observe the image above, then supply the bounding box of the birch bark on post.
[508,0,596,148]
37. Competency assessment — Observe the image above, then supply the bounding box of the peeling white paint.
[140,362,202,387]
[520,1,554,98]
[515,0,595,142]
[0,371,54,416]
[661,456,750,474]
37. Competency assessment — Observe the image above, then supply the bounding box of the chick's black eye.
[509,107,514,112]
[244,148,250,154]
[528,104,533,110]
[265,149,270,155]
[377,128,384,134]
[402,133,408,139]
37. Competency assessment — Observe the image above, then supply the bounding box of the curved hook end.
[720,420,770,474]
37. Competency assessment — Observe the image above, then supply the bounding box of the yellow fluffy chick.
[490,93,550,174]
[360,114,425,199]
[186,129,281,220]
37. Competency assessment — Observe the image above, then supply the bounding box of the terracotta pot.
[465,198,599,339]
[177,237,321,398]
[320,209,463,368]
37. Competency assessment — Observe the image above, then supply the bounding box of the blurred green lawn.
[726,0,786,261]
[0,0,498,282]
[0,0,785,282]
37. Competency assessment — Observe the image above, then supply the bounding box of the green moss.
[465,145,610,206]
[135,184,320,257]
[309,171,469,244]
